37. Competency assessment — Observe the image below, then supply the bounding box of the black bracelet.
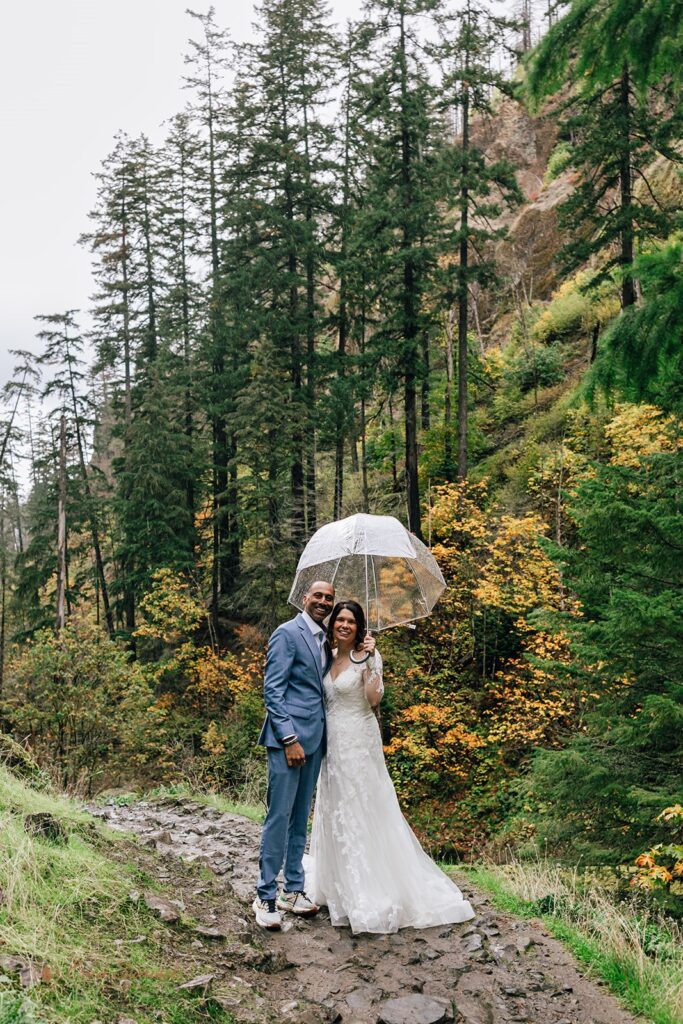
[283,736,299,746]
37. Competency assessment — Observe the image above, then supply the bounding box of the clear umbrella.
[288,513,446,632]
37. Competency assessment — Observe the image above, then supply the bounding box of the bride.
[307,599,475,934]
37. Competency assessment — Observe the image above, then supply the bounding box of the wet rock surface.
[94,797,638,1024]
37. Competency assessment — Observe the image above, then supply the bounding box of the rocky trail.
[92,797,639,1024]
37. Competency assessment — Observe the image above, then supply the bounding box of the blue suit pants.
[257,743,323,901]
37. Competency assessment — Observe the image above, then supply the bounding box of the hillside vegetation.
[0,0,681,1004]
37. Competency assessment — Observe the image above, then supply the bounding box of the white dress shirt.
[302,609,327,669]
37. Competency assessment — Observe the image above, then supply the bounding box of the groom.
[253,580,335,929]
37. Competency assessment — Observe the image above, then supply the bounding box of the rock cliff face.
[471,94,557,202]
[467,94,572,310]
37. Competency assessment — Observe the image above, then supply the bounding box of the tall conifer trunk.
[119,176,135,635]
[457,70,470,481]
[56,416,68,633]
[618,63,636,310]
[398,5,422,539]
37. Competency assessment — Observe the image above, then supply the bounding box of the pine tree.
[592,227,683,413]
[36,311,114,635]
[529,0,683,310]
[235,0,339,558]
[157,112,205,543]
[527,447,683,859]
[183,7,242,621]
[81,134,146,632]
[436,0,522,479]
[355,0,445,538]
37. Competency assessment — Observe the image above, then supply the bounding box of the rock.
[143,894,182,923]
[377,993,453,1024]
[194,924,228,940]
[281,1001,341,1023]
[0,956,50,988]
[346,985,380,1010]
[212,857,233,875]
[23,812,68,844]
[451,994,496,1024]
[462,933,483,954]
[178,973,214,991]
[514,932,536,953]
[502,987,526,997]
[0,955,25,972]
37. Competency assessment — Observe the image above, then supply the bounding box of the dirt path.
[93,797,639,1024]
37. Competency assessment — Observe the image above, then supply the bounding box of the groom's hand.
[284,741,306,768]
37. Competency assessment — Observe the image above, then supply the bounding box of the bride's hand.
[361,633,376,656]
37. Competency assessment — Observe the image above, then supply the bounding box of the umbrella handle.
[350,631,373,664]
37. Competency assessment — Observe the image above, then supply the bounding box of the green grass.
[0,767,235,1024]
[454,861,683,1024]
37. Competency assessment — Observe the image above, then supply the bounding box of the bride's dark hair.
[327,600,366,649]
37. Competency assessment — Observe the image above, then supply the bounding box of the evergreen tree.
[436,0,521,479]
[355,0,445,538]
[36,312,114,636]
[157,112,206,542]
[529,0,683,310]
[183,8,237,621]
[526,448,683,860]
[592,226,683,413]
[236,0,338,562]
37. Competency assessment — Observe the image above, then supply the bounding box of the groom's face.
[303,582,335,624]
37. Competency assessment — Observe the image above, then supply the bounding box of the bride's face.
[333,609,357,645]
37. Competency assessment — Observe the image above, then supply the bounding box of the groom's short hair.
[305,580,334,595]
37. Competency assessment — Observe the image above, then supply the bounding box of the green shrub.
[509,345,565,393]
[2,620,153,794]
[544,140,573,184]
[533,282,590,345]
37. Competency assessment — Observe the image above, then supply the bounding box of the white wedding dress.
[306,652,475,934]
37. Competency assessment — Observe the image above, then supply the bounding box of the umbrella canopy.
[288,513,446,631]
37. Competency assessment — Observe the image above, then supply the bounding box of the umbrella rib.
[407,558,429,615]
[330,556,343,587]
[370,555,379,631]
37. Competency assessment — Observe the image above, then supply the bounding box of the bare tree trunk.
[444,309,456,478]
[618,63,636,310]
[56,416,68,633]
[457,78,470,481]
[360,292,370,513]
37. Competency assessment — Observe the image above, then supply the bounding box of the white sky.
[0,0,365,386]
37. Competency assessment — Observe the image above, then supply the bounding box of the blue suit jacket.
[258,613,329,754]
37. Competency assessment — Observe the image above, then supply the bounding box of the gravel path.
[93,797,640,1024]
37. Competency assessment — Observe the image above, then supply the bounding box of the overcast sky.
[0,0,365,387]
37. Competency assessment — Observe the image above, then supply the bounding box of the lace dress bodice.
[323,653,383,734]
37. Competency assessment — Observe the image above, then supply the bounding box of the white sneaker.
[252,896,282,929]
[276,890,319,916]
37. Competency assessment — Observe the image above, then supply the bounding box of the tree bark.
[56,416,68,633]
[457,76,470,481]
[399,5,422,538]
[618,63,636,310]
